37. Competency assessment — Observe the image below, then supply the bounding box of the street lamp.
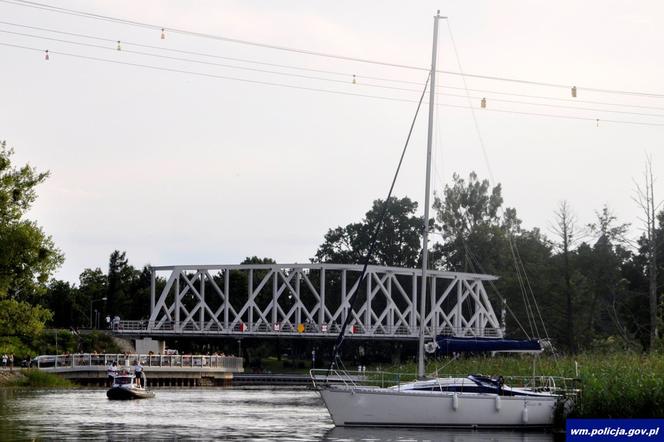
[89,297,107,329]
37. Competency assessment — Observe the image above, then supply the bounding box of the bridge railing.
[33,353,243,370]
[113,320,503,339]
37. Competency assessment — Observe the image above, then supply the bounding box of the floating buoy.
[117,40,122,51]
[161,28,166,40]
[495,395,501,412]
[480,97,486,108]
[44,49,49,60]
[522,404,529,423]
[452,393,459,411]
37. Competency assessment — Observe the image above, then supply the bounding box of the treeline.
[0,139,661,357]
[311,172,662,353]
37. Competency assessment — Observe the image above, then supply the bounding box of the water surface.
[0,387,557,441]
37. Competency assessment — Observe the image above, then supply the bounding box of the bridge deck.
[34,353,243,386]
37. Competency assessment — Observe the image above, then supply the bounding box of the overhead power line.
[3,0,664,99]
[2,40,664,129]
[0,41,420,104]
[3,21,664,120]
[5,27,664,120]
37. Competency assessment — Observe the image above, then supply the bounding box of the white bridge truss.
[121,264,504,340]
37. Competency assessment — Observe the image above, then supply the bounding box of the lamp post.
[90,297,107,329]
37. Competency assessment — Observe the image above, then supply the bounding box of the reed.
[7,369,73,388]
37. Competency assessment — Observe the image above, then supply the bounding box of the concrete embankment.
[231,373,313,386]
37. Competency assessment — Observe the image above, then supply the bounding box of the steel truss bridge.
[116,263,504,340]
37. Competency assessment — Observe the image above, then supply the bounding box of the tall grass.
[7,369,73,388]
[379,353,664,418]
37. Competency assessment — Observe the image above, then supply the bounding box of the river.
[0,387,559,441]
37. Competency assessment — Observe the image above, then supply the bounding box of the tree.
[633,158,660,351]
[0,141,63,299]
[0,141,62,342]
[313,196,423,268]
[0,298,52,337]
[41,280,88,328]
[432,172,514,274]
[432,172,562,343]
[580,206,633,347]
[78,267,108,327]
[107,250,137,317]
[127,266,152,320]
[552,201,578,352]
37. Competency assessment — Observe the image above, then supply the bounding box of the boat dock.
[33,353,244,387]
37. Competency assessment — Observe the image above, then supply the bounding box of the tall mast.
[418,10,442,380]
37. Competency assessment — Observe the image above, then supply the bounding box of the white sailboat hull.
[319,386,557,428]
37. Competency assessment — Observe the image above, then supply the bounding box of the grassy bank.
[1,369,73,388]
[380,353,664,418]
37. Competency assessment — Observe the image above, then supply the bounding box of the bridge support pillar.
[135,337,165,355]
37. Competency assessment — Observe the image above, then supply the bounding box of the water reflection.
[0,387,559,441]
[323,427,557,442]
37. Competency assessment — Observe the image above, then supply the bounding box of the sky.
[1,0,663,283]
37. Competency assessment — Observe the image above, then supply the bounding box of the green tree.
[41,280,88,328]
[0,141,63,299]
[432,172,513,274]
[432,172,562,344]
[576,206,634,348]
[127,266,153,320]
[107,250,137,317]
[313,196,423,268]
[0,141,62,343]
[78,267,108,327]
[0,298,52,336]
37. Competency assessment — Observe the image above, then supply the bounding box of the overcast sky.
[2,0,663,283]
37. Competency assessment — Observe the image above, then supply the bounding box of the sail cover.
[434,336,542,354]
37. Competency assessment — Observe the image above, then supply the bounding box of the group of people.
[106,360,144,388]
[1,354,14,371]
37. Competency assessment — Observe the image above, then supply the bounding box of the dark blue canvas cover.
[435,336,542,354]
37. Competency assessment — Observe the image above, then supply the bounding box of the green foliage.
[0,141,63,300]
[0,299,52,337]
[313,196,423,268]
[40,280,89,329]
[242,256,276,265]
[7,369,73,388]
[30,329,121,355]
[574,353,664,418]
[42,252,155,328]
[107,251,135,317]
[432,172,522,274]
[0,336,34,358]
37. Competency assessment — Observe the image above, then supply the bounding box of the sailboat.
[311,12,573,429]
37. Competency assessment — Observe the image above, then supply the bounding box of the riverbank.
[0,369,73,388]
[0,369,23,386]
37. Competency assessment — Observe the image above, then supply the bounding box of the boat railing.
[310,368,419,390]
[310,368,580,397]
